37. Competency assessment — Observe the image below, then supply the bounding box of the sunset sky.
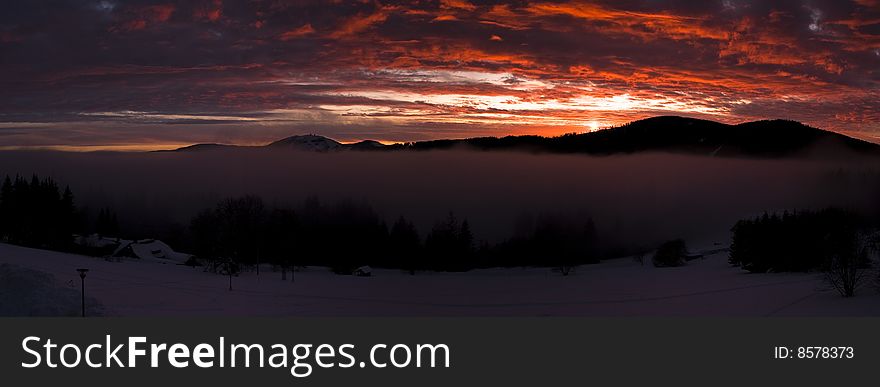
[1,0,879,150]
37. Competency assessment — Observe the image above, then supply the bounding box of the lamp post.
[76,269,89,317]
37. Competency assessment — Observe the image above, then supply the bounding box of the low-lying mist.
[1,149,877,252]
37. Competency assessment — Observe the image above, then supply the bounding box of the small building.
[73,234,123,256]
[112,239,191,264]
[353,265,372,277]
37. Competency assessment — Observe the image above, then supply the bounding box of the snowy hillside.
[0,263,105,316]
[1,242,878,317]
[267,134,343,151]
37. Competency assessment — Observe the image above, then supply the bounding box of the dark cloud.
[0,0,878,149]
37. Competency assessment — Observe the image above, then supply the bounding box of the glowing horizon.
[1,0,878,150]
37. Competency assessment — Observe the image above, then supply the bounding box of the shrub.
[653,239,687,267]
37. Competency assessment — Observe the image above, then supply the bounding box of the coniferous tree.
[265,208,299,280]
[95,208,120,237]
[190,208,222,270]
[0,176,12,240]
[0,174,78,249]
[729,208,864,273]
[389,216,421,274]
[425,212,474,271]
[217,195,266,269]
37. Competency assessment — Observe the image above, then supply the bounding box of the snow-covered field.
[1,242,878,316]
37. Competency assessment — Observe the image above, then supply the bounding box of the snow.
[74,234,119,249]
[112,239,191,264]
[1,242,878,316]
[0,263,105,316]
[74,234,192,264]
[73,235,191,264]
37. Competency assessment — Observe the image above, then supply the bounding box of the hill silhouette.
[267,134,343,151]
[168,116,880,158]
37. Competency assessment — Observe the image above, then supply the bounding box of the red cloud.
[328,6,398,38]
[110,4,176,32]
[440,0,477,12]
[279,24,316,40]
[194,0,222,22]
[6,0,880,144]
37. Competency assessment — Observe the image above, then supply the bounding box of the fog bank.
[0,149,877,250]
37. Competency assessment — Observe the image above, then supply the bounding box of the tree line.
[0,175,77,249]
[0,173,127,256]
[729,208,868,273]
[0,173,611,274]
[729,207,878,296]
[188,195,605,275]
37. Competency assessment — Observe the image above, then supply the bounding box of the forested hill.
[170,116,880,158]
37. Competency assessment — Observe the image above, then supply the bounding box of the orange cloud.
[7,0,880,145]
[431,14,459,22]
[523,1,730,41]
[440,0,476,11]
[279,24,315,40]
[719,16,846,74]
[328,6,397,38]
[480,5,532,30]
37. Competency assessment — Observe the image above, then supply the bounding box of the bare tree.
[633,251,646,266]
[826,232,876,297]
[218,258,241,291]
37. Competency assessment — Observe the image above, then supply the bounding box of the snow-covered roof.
[74,234,120,248]
[112,239,191,263]
[354,265,372,275]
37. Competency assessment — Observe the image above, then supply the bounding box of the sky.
[0,0,878,150]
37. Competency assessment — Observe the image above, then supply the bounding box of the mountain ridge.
[162,116,880,158]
